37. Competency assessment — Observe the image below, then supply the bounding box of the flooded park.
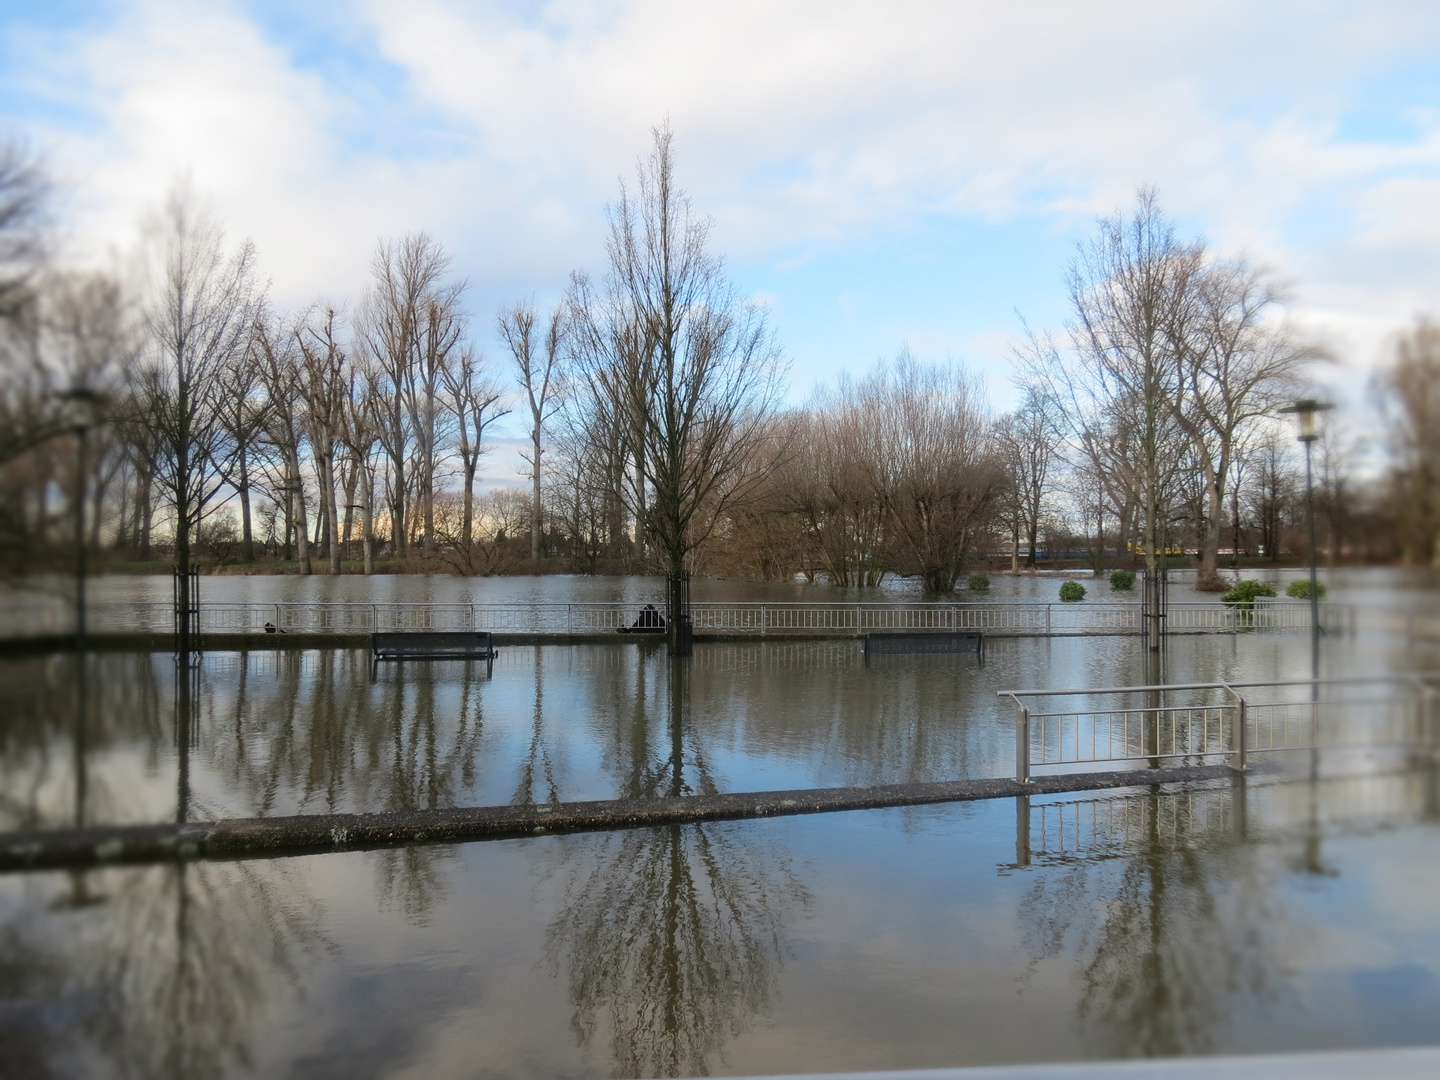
[1,568,1438,1077]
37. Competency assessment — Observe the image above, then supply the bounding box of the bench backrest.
[863,631,984,655]
[372,631,493,657]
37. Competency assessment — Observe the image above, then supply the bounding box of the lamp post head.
[1279,398,1333,444]
[58,386,106,435]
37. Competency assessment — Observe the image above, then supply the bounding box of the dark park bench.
[863,631,985,660]
[371,631,497,663]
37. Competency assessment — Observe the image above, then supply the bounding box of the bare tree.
[785,388,890,587]
[1052,189,1202,649]
[0,141,47,323]
[340,358,387,574]
[1243,429,1295,562]
[212,324,268,562]
[856,350,1001,593]
[40,272,140,557]
[571,124,785,649]
[138,186,260,626]
[999,383,1065,567]
[498,300,567,566]
[441,345,508,550]
[357,234,462,559]
[0,145,55,481]
[1381,319,1440,567]
[295,306,351,573]
[252,308,311,574]
[1171,260,1310,583]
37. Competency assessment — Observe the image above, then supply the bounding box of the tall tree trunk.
[238,444,254,562]
[1230,486,1242,563]
[282,484,293,562]
[390,395,406,558]
[1198,458,1224,577]
[422,389,436,557]
[463,455,476,549]
[289,456,312,575]
[321,451,340,574]
[341,461,358,565]
[362,467,375,575]
[531,431,543,567]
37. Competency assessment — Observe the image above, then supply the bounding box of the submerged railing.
[0,597,1356,639]
[1001,675,1440,782]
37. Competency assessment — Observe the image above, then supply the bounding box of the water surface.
[1,569,1437,1077]
[2,769,1438,1077]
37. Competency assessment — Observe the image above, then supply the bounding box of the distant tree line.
[1,132,1436,593]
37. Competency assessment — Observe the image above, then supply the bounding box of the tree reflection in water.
[513,646,560,807]
[0,858,330,1079]
[546,655,810,1078]
[0,657,329,1079]
[1015,782,1282,1059]
[212,650,489,925]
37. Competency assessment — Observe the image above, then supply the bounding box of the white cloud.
[9,0,1440,378]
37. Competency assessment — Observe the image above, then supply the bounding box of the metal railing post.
[1046,605,1052,636]
[1015,795,1031,867]
[1016,703,1032,783]
[1237,696,1248,771]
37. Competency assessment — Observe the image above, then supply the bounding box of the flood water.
[2,624,1431,830]
[1,569,1438,1077]
[3,772,1440,1077]
[5,564,1436,624]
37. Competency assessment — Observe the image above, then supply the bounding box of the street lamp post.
[1280,398,1333,680]
[58,386,104,843]
[58,387,104,654]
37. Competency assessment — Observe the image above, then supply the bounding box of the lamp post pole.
[58,387,103,837]
[1281,398,1332,681]
[75,421,88,652]
[58,388,103,655]
[1302,435,1319,677]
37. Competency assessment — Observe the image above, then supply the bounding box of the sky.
[3,0,1439,484]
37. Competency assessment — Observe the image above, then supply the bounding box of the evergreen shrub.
[1220,579,1277,607]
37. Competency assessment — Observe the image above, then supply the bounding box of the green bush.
[967,573,990,591]
[1220,579,1277,607]
[1059,580,1086,603]
[1108,570,1136,591]
[1286,579,1327,601]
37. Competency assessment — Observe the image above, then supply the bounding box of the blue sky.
[4,1,1440,478]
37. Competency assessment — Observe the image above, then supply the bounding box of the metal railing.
[0,597,1356,639]
[1012,767,1440,868]
[1000,675,1440,782]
